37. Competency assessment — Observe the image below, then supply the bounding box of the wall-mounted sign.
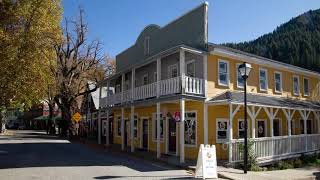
[195,144,218,179]
[174,111,181,122]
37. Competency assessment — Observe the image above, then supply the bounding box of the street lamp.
[238,62,252,174]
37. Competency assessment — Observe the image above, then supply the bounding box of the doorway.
[109,117,113,144]
[273,119,281,136]
[124,120,129,147]
[168,117,176,153]
[142,118,148,149]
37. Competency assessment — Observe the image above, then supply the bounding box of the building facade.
[98,3,320,164]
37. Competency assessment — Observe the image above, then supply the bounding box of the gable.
[116,2,208,73]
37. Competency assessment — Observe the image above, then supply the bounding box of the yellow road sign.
[72,112,81,122]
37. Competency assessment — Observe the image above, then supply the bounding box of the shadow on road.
[94,175,194,179]
[0,130,179,172]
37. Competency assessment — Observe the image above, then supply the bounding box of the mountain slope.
[225,9,320,72]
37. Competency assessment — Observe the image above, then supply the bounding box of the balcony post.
[131,69,135,102]
[203,54,208,97]
[157,58,161,97]
[121,73,125,103]
[121,107,125,150]
[156,102,161,158]
[228,103,234,163]
[204,103,208,145]
[106,81,110,107]
[179,50,185,94]
[130,106,135,152]
[180,98,185,163]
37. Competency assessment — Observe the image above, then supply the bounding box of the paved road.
[0,130,193,180]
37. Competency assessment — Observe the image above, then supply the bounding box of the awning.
[208,91,320,110]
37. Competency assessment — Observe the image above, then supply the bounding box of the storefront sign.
[174,111,181,122]
[195,144,218,179]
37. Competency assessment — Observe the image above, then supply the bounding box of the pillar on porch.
[204,103,208,145]
[180,98,185,163]
[156,102,161,158]
[156,58,161,97]
[130,106,135,152]
[121,73,125,103]
[179,49,185,94]
[228,103,234,163]
[121,107,125,150]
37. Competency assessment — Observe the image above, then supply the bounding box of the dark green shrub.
[293,158,303,168]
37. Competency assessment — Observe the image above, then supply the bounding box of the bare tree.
[53,9,105,136]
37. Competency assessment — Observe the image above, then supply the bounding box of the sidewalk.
[76,139,320,180]
[218,166,320,180]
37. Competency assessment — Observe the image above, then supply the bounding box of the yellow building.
[98,3,320,164]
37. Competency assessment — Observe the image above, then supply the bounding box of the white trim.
[216,118,229,143]
[168,63,178,78]
[185,60,195,77]
[184,110,197,147]
[256,119,267,137]
[236,63,244,89]
[218,59,230,87]
[303,77,310,97]
[274,71,282,94]
[293,75,300,96]
[211,48,320,78]
[259,68,268,92]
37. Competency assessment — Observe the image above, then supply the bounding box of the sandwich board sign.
[195,144,218,179]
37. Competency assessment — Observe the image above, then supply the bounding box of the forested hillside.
[225,9,320,72]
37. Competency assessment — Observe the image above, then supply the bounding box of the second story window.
[293,76,299,96]
[186,60,195,77]
[303,77,309,96]
[144,36,150,55]
[259,68,268,91]
[236,64,244,88]
[143,74,148,85]
[168,64,178,78]
[274,72,282,93]
[218,60,229,86]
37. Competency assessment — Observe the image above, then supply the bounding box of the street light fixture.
[238,62,252,174]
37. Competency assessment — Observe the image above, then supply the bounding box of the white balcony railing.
[103,75,204,107]
[230,134,320,163]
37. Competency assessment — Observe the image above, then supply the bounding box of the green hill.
[224,9,320,72]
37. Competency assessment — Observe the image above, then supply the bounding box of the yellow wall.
[111,100,204,160]
[207,54,320,100]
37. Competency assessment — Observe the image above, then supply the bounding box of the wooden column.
[156,102,161,158]
[180,98,185,163]
[121,107,125,150]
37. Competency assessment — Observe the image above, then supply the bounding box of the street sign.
[72,112,81,122]
[195,144,218,179]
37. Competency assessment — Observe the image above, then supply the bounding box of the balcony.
[101,76,204,107]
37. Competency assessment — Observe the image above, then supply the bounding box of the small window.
[116,84,121,93]
[185,112,196,145]
[218,60,229,86]
[274,72,282,93]
[142,74,148,85]
[125,80,129,90]
[259,68,268,91]
[216,118,228,142]
[293,76,299,96]
[116,116,121,136]
[303,78,309,96]
[186,61,195,77]
[168,64,178,78]
[154,72,157,82]
[257,120,266,137]
[144,36,150,55]
[153,113,164,141]
[236,64,244,88]
[238,119,245,139]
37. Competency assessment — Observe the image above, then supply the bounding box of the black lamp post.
[238,62,252,174]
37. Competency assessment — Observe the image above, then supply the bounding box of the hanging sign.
[174,111,181,122]
[195,144,218,179]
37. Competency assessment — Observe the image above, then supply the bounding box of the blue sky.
[63,0,320,57]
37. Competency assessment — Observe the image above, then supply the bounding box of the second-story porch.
[100,46,208,107]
